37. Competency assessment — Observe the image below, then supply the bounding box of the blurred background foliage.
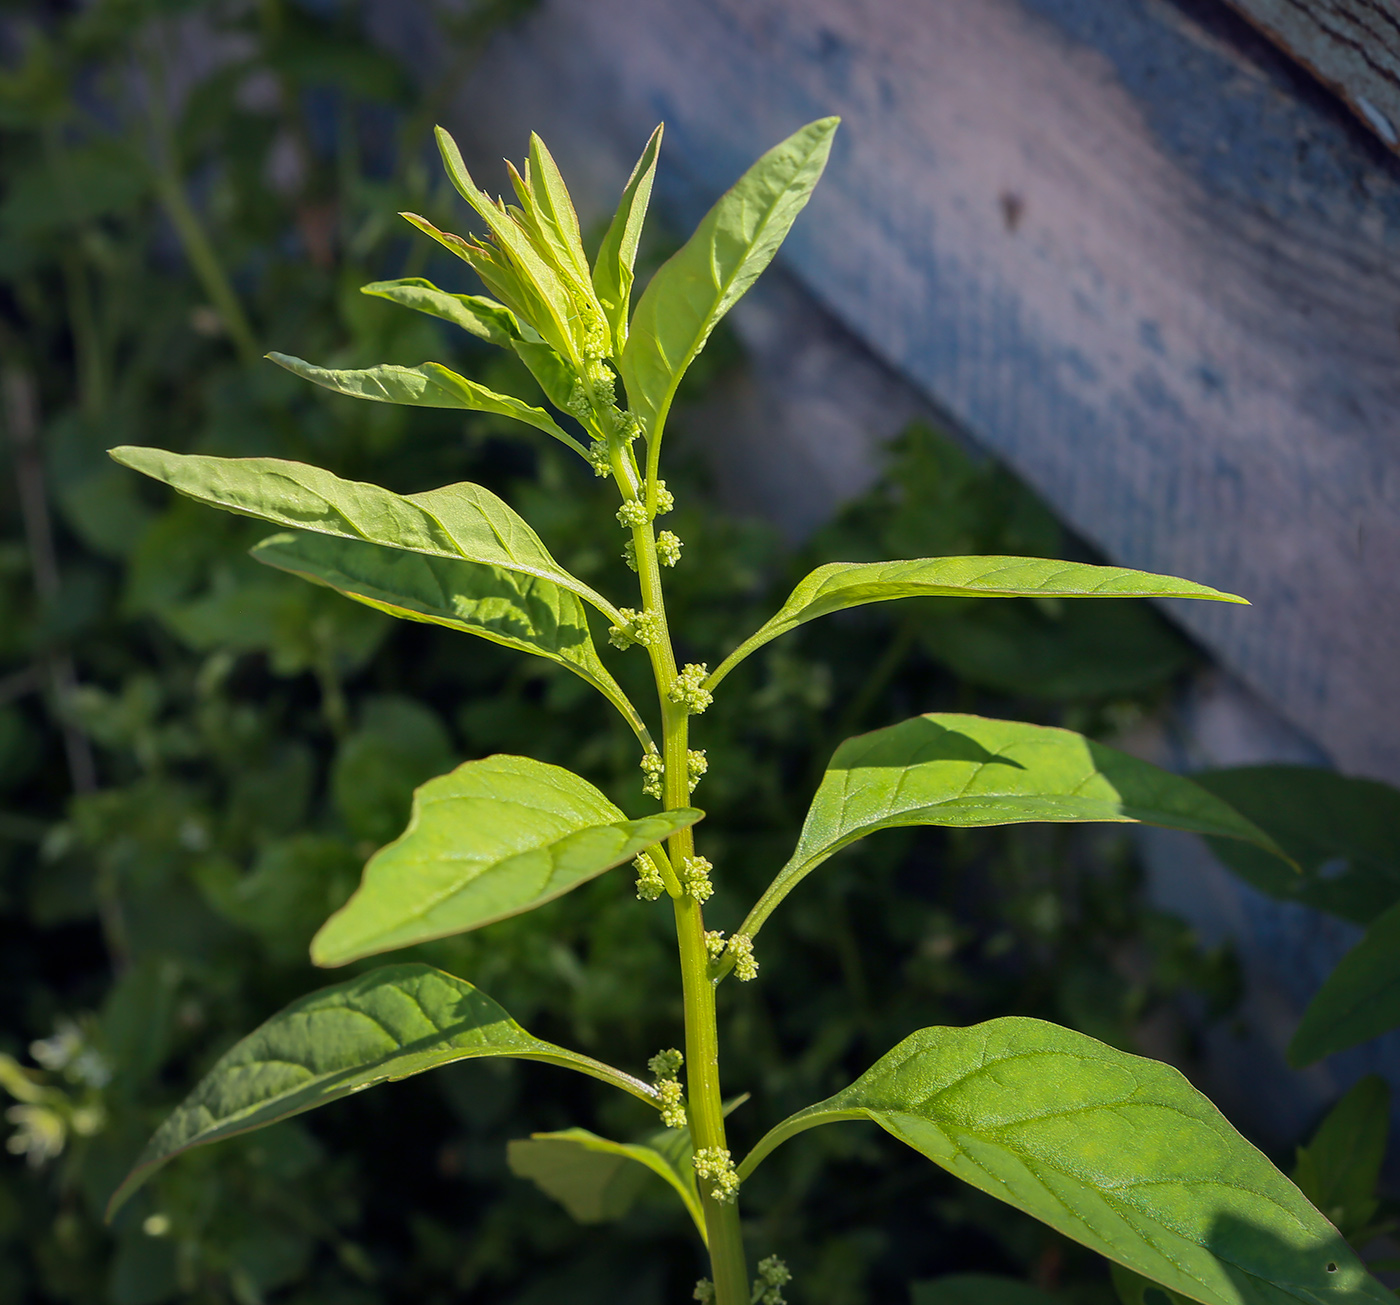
[0,2,1379,1303]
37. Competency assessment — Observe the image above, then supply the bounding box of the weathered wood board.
[382,0,1400,787]
[1220,0,1400,150]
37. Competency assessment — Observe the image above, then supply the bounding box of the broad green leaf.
[266,352,584,456]
[312,755,702,966]
[740,1017,1388,1305]
[592,124,663,350]
[359,277,519,347]
[251,532,650,744]
[107,963,657,1218]
[1289,900,1400,1066]
[1291,1076,1388,1238]
[507,1125,703,1237]
[1194,768,1400,926]
[108,447,622,624]
[911,1274,1061,1305]
[740,714,1285,940]
[619,117,838,445]
[709,556,1246,688]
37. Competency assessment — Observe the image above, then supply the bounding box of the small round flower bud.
[656,530,683,567]
[566,378,592,420]
[610,609,659,650]
[648,1047,683,1080]
[586,441,611,477]
[616,499,650,528]
[686,749,707,794]
[681,855,714,903]
[640,751,665,800]
[693,1147,740,1204]
[657,1078,686,1129]
[754,1256,792,1305]
[668,664,712,715]
[634,854,665,901]
[726,933,758,982]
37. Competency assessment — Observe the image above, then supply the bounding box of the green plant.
[98,118,1382,1305]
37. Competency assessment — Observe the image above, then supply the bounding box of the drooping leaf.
[1291,1075,1388,1239]
[507,1124,702,1236]
[708,556,1245,688]
[108,447,622,623]
[1194,767,1400,926]
[591,124,663,350]
[266,352,584,455]
[741,714,1286,940]
[251,532,650,743]
[359,277,519,348]
[107,963,657,1218]
[312,755,702,966]
[619,117,838,444]
[910,1274,1062,1305]
[1289,901,1400,1066]
[739,1018,1388,1305]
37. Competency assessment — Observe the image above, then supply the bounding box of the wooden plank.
[1219,0,1400,150]
[415,0,1400,786]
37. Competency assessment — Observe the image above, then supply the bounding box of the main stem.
[611,437,749,1303]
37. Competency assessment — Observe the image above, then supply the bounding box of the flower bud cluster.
[586,441,611,477]
[656,530,683,567]
[727,933,758,982]
[654,480,675,514]
[609,608,660,650]
[668,664,712,715]
[753,1256,792,1305]
[634,853,665,901]
[693,1147,740,1204]
[649,1048,686,1129]
[616,498,650,528]
[681,855,714,903]
[704,929,727,962]
[686,749,707,794]
[693,1282,714,1303]
[640,750,665,800]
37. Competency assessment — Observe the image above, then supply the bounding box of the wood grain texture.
[414,0,1400,784]
[1219,0,1400,149]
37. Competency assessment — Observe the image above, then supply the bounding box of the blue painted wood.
[422,0,1400,786]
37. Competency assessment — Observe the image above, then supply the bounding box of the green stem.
[609,436,749,1303]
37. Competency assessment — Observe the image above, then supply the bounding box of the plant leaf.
[108,447,622,623]
[619,117,837,444]
[1289,900,1400,1066]
[107,963,657,1219]
[1291,1075,1388,1238]
[359,277,520,347]
[741,713,1286,940]
[250,532,649,744]
[312,755,702,966]
[592,124,663,351]
[739,1017,1388,1305]
[1193,767,1400,926]
[507,1125,703,1237]
[266,352,584,455]
[708,556,1246,689]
